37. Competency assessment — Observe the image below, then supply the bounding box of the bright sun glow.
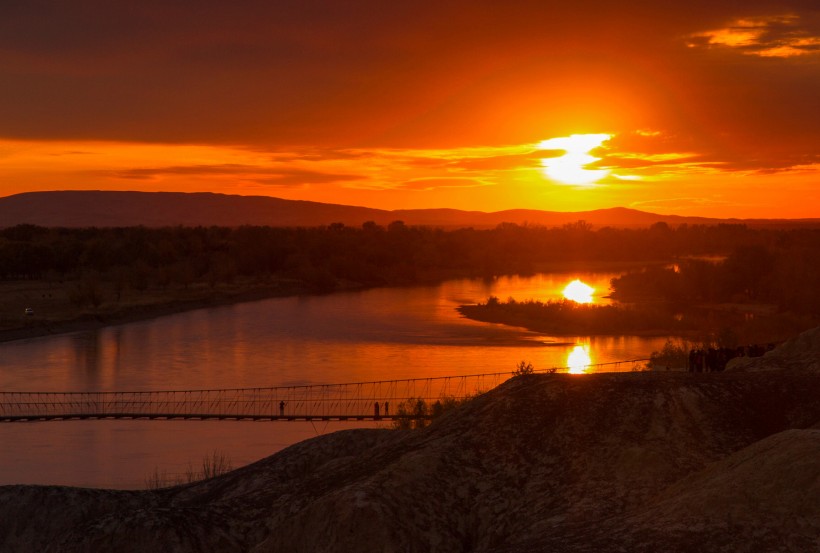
[567,345,592,374]
[562,279,595,303]
[538,133,612,185]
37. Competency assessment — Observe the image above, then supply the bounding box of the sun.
[562,279,595,303]
[538,133,612,185]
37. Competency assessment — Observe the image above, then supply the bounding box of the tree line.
[1,221,818,314]
[610,243,820,315]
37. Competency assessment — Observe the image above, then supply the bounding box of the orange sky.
[1,2,818,218]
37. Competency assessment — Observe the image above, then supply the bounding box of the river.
[0,270,669,488]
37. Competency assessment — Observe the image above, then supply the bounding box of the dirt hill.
[2,327,819,552]
[727,325,820,373]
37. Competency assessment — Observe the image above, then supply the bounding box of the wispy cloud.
[107,164,366,188]
[688,14,820,58]
[95,135,819,192]
[399,177,492,191]
[629,197,733,212]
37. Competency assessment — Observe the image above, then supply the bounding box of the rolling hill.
[0,190,817,229]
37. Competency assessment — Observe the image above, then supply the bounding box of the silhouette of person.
[279,400,285,417]
[384,401,389,416]
[374,401,380,419]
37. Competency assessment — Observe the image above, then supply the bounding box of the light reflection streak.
[567,344,592,374]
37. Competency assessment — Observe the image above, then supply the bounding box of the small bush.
[392,395,477,430]
[513,360,535,376]
[648,339,691,370]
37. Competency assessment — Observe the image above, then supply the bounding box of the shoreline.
[0,281,318,345]
[456,303,692,338]
[457,302,818,344]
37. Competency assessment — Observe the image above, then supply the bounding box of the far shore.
[0,279,327,344]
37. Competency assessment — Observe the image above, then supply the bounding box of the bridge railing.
[0,371,512,420]
[0,359,650,421]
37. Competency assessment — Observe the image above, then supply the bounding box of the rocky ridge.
[2,327,820,552]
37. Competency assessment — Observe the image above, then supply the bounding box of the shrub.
[392,395,477,430]
[513,360,535,376]
[648,339,691,370]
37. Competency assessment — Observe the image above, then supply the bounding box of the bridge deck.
[0,360,648,423]
[0,413,429,423]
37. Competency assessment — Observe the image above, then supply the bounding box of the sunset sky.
[1,1,818,218]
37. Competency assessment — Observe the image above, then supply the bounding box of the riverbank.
[457,296,818,344]
[457,297,694,337]
[0,277,326,344]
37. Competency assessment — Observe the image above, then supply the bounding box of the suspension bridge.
[0,359,648,423]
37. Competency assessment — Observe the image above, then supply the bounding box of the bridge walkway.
[0,359,648,423]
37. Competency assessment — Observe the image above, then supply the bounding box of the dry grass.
[144,450,234,490]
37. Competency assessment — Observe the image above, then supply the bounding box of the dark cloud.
[108,164,253,180]
[103,163,363,186]
[249,169,366,187]
[601,126,820,174]
[687,12,820,57]
[0,0,818,171]
[267,149,377,163]
[596,155,702,171]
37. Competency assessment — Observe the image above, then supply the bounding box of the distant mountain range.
[0,191,817,229]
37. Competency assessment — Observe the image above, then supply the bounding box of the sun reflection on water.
[567,345,592,374]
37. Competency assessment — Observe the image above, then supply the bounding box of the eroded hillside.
[2,328,820,553]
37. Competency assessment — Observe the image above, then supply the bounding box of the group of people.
[374,401,389,419]
[687,343,774,372]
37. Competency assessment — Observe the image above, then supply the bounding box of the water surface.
[0,271,667,488]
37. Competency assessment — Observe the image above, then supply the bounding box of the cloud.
[267,149,376,162]
[409,152,545,172]
[629,197,733,211]
[47,150,95,156]
[1,1,814,151]
[597,129,820,176]
[597,153,702,170]
[109,164,253,180]
[399,177,492,191]
[0,1,819,217]
[688,13,820,57]
[105,164,364,186]
[249,169,366,187]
